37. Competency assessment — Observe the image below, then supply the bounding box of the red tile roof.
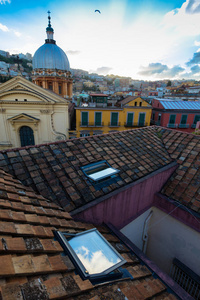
[0,169,178,300]
[0,127,172,212]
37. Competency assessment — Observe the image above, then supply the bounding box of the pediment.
[8,113,40,123]
[0,75,69,104]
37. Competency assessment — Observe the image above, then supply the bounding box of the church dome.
[33,43,70,71]
[32,11,70,72]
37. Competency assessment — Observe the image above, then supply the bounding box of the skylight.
[54,228,126,282]
[81,160,119,182]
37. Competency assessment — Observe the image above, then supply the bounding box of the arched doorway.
[19,126,35,147]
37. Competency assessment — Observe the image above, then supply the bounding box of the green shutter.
[127,113,134,125]
[169,115,176,124]
[82,112,88,125]
[194,115,200,124]
[181,115,187,124]
[95,112,102,126]
[138,113,145,126]
[111,112,118,126]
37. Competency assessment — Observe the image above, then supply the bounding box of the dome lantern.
[46,11,55,44]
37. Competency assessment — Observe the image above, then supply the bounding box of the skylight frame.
[54,228,126,281]
[81,160,120,182]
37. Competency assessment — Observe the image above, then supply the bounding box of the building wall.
[146,207,200,277]
[0,102,69,150]
[76,97,152,137]
[74,164,177,229]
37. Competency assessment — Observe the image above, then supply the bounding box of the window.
[59,84,62,95]
[54,228,126,283]
[134,102,137,106]
[180,115,187,124]
[95,112,102,126]
[139,102,142,107]
[110,112,118,126]
[48,82,53,90]
[15,99,18,101]
[81,160,119,182]
[80,133,90,137]
[193,115,200,126]
[152,112,155,121]
[169,114,176,124]
[170,258,200,299]
[126,112,134,126]
[138,113,145,126]
[24,99,27,102]
[81,112,89,126]
[158,114,161,121]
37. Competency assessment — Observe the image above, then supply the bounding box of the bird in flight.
[95,9,101,13]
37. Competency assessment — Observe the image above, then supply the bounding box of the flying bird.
[95,9,101,13]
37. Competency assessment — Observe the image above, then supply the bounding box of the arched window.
[19,126,35,147]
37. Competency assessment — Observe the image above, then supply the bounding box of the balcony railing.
[80,122,104,127]
[124,122,148,127]
[178,124,190,128]
[167,123,178,128]
[191,124,197,129]
[108,122,120,127]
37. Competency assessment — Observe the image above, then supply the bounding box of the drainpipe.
[142,210,153,254]
[50,108,67,140]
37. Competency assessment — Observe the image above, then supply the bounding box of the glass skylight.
[54,228,126,281]
[68,230,122,274]
[81,160,119,182]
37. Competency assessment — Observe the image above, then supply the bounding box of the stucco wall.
[74,164,177,229]
[146,207,200,277]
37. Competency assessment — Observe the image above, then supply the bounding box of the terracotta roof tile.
[0,127,172,212]
[0,169,177,300]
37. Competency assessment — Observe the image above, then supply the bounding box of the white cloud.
[0,23,9,32]
[76,246,120,274]
[0,0,10,4]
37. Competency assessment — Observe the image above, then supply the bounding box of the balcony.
[108,122,120,127]
[178,124,190,129]
[191,124,197,129]
[80,122,104,127]
[167,123,178,128]
[124,122,148,127]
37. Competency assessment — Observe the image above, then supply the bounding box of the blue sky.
[1,0,200,80]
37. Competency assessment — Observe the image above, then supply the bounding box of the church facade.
[0,13,72,150]
[0,76,70,150]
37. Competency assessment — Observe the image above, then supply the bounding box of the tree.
[167,80,172,87]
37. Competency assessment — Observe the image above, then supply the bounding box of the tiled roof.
[158,128,200,212]
[117,96,139,106]
[0,127,172,211]
[0,168,177,300]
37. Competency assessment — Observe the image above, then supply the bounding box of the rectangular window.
[126,112,134,126]
[81,160,119,182]
[152,112,155,121]
[54,228,126,283]
[138,113,145,126]
[81,112,88,126]
[180,115,187,124]
[158,114,161,121]
[169,114,176,124]
[95,112,102,126]
[58,84,62,95]
[193,115,200,124]
[48,82,53,90]
[111,112,118,126]
[134,102,137,106]
[139,102,142,107]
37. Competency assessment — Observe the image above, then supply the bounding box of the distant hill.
[0,54,32,73]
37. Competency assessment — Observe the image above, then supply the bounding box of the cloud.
[91,66,112,75]
[138,63,168,76]
[186,0,200,14]
[186,52,200,66]
[190,64,200,73]
[138,63,185,78]
[0,23,9,32]
[76,246,120,274]
[0,0,10,4]
[66,50,80,55]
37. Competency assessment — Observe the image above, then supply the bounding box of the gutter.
[106,222,194,300]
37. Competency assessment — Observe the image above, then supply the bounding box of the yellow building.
[75,95,152,137]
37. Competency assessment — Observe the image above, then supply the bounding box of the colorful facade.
[75,95,152,137]
[151,98,200,133]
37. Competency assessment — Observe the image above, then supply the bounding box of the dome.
[33,43,70,71]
